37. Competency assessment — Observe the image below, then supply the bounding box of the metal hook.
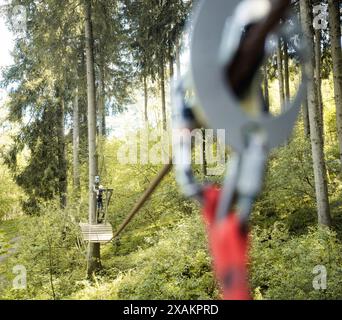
[173,0,308,225]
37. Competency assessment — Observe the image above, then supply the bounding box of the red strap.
[202,186,251,300]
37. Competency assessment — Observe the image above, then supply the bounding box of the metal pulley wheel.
[189,0,308,153]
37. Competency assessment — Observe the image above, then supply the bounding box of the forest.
[0,0,342,301]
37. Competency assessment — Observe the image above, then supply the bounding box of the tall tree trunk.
[160,54,167,131]
[73,85,81,191]
[169,47,174,107]
[276,38,285,111]
[300,0,331,227]
[298,0,310,138]
[98,64,106,137]
[57,94,67,209]
[328,0,342,171]
[84,0,101,276]
[101,111,106,138]
[314,28,324,132]
[303,92,310,137]
[283,39,290,103]
[143,75,148,123]
[176,40,181,81]
[97,65,106,179]
[79,48,88,157]
[263,64,270,110]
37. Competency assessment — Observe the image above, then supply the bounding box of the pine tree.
[84,0,101,276]
[300,0,331,226]
[328,0,342,172]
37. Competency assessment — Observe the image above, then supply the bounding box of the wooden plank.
[79,223,113,244]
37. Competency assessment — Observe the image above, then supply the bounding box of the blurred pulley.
[189,0,307,153]
[172,0,309,300]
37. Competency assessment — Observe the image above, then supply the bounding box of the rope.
[104,189,113,223]
[113,162,173,239]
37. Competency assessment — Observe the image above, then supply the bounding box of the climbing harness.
[173,0,308,300]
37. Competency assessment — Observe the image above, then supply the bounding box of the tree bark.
[298,0,310,139]
[302,92,310,138]
[283,39,290,103]
[57,94,67,209]
[169,51,174,107]
[314,28,324,132]
[176,39,181,81]
[263,64,270,109]
[300,0,331,226]
[84,0,101,276]
[79,48,88,157]
[160,54,167,131]
[143,75,148,123]
[73,85,80,191]
[328,0,342,171]
[98,64,106,137]
[277,38,285,111]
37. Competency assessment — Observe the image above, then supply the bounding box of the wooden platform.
[80,223,114,244]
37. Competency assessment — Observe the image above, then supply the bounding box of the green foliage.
[253,129,317,232]
[0,163,23,220]
[121,0,192,98]
[1,0,342,301]
[0,202,86,300]
[250,225,342,300]
[4,105,67,214]
[116,216,217,300]
[73,215,218,300]
[1,0,136,214]
[1,122,342,300]
[0,220,19,257]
